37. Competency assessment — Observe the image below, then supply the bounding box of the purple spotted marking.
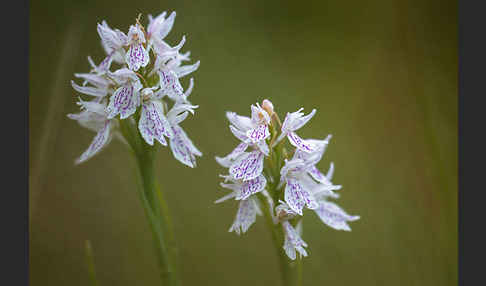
[245,124,270,143]
[76,121,111,164]
[229,198,258,235]
[229,150,264,181]
[287,132,314,153]
[284,178,318,215]
[159,70,184,101]
[282,221,308,260]
[126,43,149,71]
[237,174,267,200]
[139,101,172,146]
[106,84,140,119]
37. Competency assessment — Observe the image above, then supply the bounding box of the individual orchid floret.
[282,220,308,260]
[275,200,298,222]
[279,157,319,215]
[166,104,202,168]
[217,103,272,181]
[138,91,173,146]
[68,98,115,164]
[228,197,262,235]
[125,24,149,71]
[71,64,113,98]
[229,150,265,181]
[313,200,360,231]
[105,68,143,119]
[147,11,176,46]
[222,174,267,201]
[312,163,360,231]
[274,108,317,153]
[97,21,127,64]
[87,54,113,75]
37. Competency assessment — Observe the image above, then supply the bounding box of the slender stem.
[84,240,100,286]
[257,193,296,286]
[119,118,180,286]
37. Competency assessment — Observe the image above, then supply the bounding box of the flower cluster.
[68,12,202,167]
[215,100,359,260]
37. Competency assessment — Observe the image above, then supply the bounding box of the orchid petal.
[174,60,200,78]
[228,198,259,235]
[215,142,249,168]
[229,150,264,181]
[282,221,308,260]
[245,124,270,143]
[106,84,140,119]
[71,80,107,97]
[236,174,267,200]
[314,201,360,231]
[138,100,173,146]
[75,121,112,164]
[287,132,315,153]
[126,43,149,71]
[284,178,318,215]
[226,111,252,131]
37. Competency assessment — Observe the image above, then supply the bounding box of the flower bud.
[262,99,274,116]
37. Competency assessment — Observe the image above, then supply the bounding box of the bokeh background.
[29,0,457,285]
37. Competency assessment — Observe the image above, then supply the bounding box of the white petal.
[226,111,252,131]
[250,103,270,125]
[245,124,270,143]
[314,201,360,231]
[291,109,316,131]
[228,198,259,235]
[326,162,335,180]
[75,121,112,164]
[215,142,249,168]
[281,108,316,133]
[256,140,270,156]
[106,84,140,119]
[138,100,173,146]
[76,98,107,115]
[229,150,264,181]
[71,80,107,97]
[97,22,124,52]
[67,109,107,133]
[169,125,202,168]
[214,191,237,204]
[108,68,139,84]
[284,178,318,215]
[159,70,185,102]
[236,174,267,200]
[167,103,198,124]
[158,11,176,40]
[287,132,315,153]
[229,125,251,143]
[282,221,308,260]
[147,11,167,36]
[126,43,149,71]
[174,60,200,78]
[74,73,110,88]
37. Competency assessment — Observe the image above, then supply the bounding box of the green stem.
[119,119,180,286]
[257,193,299,286]
[84,240,100,286]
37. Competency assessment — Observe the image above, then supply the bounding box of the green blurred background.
[29,0,457,285]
